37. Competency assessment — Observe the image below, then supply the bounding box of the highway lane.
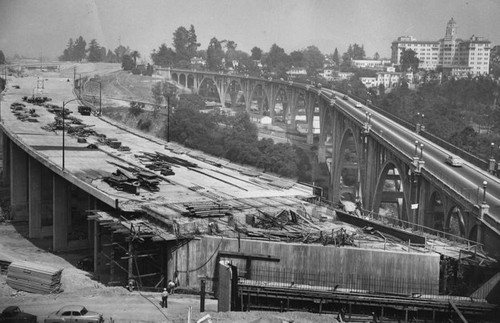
[321,88,500,228]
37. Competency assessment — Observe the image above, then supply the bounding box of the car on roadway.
[342,95,349,100]
[0,306,37,323]
[44,305,103,323]
[355,102,362,108]
[445,155,463,167]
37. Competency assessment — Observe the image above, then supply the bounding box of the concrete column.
[53,174,68,251]
[28,159,42,238]
[476,203,489,245]
[10,144,28,221]
[1,133,10,184]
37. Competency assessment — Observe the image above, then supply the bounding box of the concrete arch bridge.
[162,68,500,256]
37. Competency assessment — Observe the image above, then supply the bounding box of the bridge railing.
[345,91,489,170]
[318,198,482,248]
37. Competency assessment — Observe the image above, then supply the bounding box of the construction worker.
[167,279,176,294]
[161,287,169,308]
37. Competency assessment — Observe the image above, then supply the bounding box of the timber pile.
[240,209,357,246]
[10,103,39,122]
[104,166,161,192]
[181,202,233,218]
[7,261,62,294]
[136,151,198,169]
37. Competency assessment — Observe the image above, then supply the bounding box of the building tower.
[444,17,457,42]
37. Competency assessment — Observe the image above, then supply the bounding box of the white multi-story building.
[391,18,490,76]
[351,59,391,69]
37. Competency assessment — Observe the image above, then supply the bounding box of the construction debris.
[103,165,161,193]
[181,202,233,218]
[7,261,62,294]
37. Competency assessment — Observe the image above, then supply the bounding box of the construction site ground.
[0,63,344,322]
[0,221,341,323]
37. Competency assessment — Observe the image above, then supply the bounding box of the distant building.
[287,67,307,78]
[319,68,336,81]
[338,72,354,80]
[351,59,391,70]
[391,18,490,76]
[190,56,206,67]
[359,68,414,92]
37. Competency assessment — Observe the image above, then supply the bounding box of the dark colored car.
[0,306,37,323]
[76,256,94,271]
[44,305,103,323]
[342,95,349,100]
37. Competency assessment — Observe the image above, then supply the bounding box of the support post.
[53,174,68,251]
[28,159,42,238]
[10,144,29,221]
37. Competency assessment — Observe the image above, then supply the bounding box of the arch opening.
[339,129,360,203]
[198,78,221,105]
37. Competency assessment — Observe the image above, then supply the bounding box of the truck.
[78,105,92,116]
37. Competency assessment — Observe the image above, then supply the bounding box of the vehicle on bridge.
[78,105,92,116]
[355,102,362,108]
[342,95,349,100]
[445,155,463,167]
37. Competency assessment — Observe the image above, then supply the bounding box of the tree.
[0,50,4,64]
[73,36,87,62]
[206,37,224,71]
[130,50,141,65]
[263,43,289,77]
[374,52,380,60]
[106,49,117,63]
[173,25,199,64]
[87,39,101,62]
[121,54,135,71]
[332,48,340,66]
[303,45,324,76]
[114,45,130,61]
[250,46,262,61]
[59,38,74,61]
[290,51,304,67]
[151,44,176,67]
[400,49,420,72]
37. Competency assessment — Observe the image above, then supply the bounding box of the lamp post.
[61,98,79,170]
[482,181,488,204]
[167,96,170,142]
[490,142,495,159]
[420,143,424,160]
[88,80,102,116]
[414,140,419,156]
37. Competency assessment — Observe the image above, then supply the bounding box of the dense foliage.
[372,76,500,158]
[164,94,312,179]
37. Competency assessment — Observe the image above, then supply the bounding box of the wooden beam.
[449,301,468,323]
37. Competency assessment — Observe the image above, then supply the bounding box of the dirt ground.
[0,221,342,323]
[0,64,341,322]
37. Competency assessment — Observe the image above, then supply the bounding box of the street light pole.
[414,140,418,156]
[482,181,488,204]
[420,144,424,160]
[167,96,170,142]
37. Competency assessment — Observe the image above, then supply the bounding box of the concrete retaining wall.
[172,236,440,295]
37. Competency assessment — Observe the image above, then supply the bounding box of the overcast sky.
[1,0,500,62]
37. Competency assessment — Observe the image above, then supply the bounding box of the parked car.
[445,155,463,167]
[44,305,103,323]
[0,306,37,323]
[76,256,94,271]
[342,95,349,100]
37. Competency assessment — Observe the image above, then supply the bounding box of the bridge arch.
[171,73,179,83]
[179,74,187,88]
[428,190,445,231]
[198,76,221,104]
[372,159,410,222]
[337,127,362,202]
[445,205,466,237]
[248,83,270,115]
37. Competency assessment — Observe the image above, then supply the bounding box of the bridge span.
[1,68,499,316]
[163,68,500,256]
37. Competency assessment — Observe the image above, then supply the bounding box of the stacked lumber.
[182,202,233,218]
[7,261,62,294]
[106,162,162,192]
[103,169,141,194]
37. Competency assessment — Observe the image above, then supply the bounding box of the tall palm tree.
[130,50,141,65]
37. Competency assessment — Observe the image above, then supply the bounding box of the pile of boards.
[104,167,161,193]
[7,261,62,294]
